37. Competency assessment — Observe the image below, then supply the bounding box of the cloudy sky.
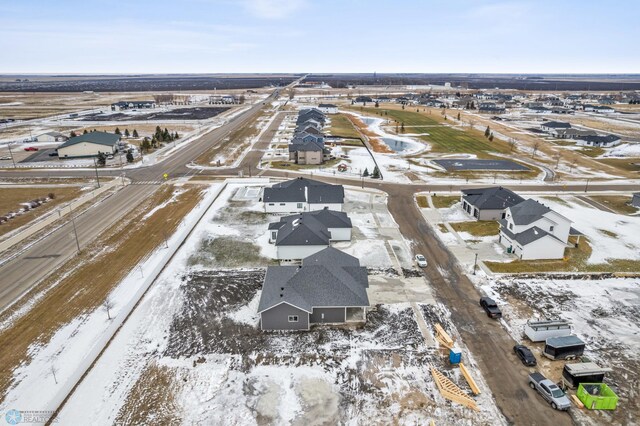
[1,0,638,73]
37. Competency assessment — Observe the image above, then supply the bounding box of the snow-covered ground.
[534,196,640,264]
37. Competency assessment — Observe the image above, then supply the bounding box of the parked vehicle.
[524,319,572,342]
[107,154,114,160]
[562,362,612,389]
[24,146,39,151]
[479,296,502,319]
[543,335,585,360]
[513,345,537,366]
[528,372,571,410]
[0,156,11,160]
[415,254,428,268]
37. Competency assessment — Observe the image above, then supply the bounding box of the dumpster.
[449,347,462,364]
[577,383,618,410]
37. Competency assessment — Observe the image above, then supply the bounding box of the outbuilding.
[56,132,120,158]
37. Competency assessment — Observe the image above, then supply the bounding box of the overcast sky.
[1,0,638,74]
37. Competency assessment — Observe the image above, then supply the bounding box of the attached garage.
[57,132,120,159]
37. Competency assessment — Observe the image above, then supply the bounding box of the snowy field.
[54,182,503,424]
[482,277,640,426]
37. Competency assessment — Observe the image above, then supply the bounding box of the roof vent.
[280,294,283,298]
[281,287,284,291]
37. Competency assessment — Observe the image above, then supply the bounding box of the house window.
[297,203,303,209]
[279,203,285,206]
[268,203,274,206]
[509,223,513,230]
[288,315,299,322]
[271,231,277,240]
[550,226,554,232]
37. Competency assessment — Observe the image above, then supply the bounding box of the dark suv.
[479,296,502,319]
[514,345,537,366]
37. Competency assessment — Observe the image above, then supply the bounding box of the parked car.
[0,156,11,160]
[514,345,537,366]
[24,146,39,151]
[479,296,502,319]
[107,154,114,160]
[528,372,571,410]
[415,254,428,268]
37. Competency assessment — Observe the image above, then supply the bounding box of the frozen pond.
[381,137,412,152]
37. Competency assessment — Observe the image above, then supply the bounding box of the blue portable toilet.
[449,347,462,364]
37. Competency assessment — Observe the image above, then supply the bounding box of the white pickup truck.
[528,372,571,411]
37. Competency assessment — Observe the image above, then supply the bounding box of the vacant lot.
[450,221,500,237]
[431,195,460,209]
[327,113,362,140]
[0,185,203,399]
[0,186,84,238]
[589,195,639,215]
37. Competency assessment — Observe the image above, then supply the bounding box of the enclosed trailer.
[543,335,585,360]
[524,319,572,342]
[562,363,612,389]
[577,383,618,410]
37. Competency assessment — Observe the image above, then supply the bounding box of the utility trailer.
[562,363,612,389]
[524,319,572,342]
[543,335,585,360]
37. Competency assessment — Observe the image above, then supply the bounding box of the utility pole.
[71,212,81,254]
[585,178,590,193]
[7,142,16,168]
[473,253,478,275]
[93,157,101,188]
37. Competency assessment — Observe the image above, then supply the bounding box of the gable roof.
[318,103,337,108]
[57,131,120,149]
[462,186,524,210]
[263,178,344,204]
[508,199,552,225]
[258,248,369,313]
[500,222,566,247]
[270,209,351,246]
[579,134,620,144]
[542,121,571,129]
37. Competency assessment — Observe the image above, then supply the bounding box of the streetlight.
[70,211,81,254]
[7,142,16,168]
[473,253,478,275]
[93,157,101,188]
[585,178,591,193]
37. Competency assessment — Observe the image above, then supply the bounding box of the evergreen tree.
[124,129,130,137]
[400,122,405,133]
[362,168,369,177]
[155,126,163,141]
[96,152,107,166]
[372,166,381,179]
[83,129,88,134]
[457,112,461,120]
[163,128,171,141]
[375,101,379,108]
[132,129,139,138]
[174,131,180,139]
[151,136,158,148]
[126,149,134,163]
[484,126,491,137]
[489,133,494,142]
[70,131,77,138]
[114,127,121,135]
[141,137,151,152]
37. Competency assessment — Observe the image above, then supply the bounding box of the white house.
[36,132,68,143]
[56,132,120,159]
[318,103,338,114]
[498,199,573,260]
[575,134,621,148]
[262,178,344,214]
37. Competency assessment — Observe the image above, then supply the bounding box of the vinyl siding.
[260,303,309,331]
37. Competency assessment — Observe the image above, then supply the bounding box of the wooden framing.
[430,367,479,411]
[459,363,481,395]
[434,323,454,349]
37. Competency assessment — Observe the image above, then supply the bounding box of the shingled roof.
[508,199,552,226]
[258,247,369,313]
[57,131,120,149]
[462,186,524,210]
[263,177,344,204]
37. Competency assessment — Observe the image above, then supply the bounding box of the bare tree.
[103,297,114,320]
[531,141,541,158]
[50,364,59,384]
[553,152,562,169]
[569,158,578,173]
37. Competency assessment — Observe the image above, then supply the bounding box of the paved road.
[0,184,157,311]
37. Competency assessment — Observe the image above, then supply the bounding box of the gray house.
[258,247,369,331]
[461,187,525,220]
[269,208,352,260]
[632,193,640,208]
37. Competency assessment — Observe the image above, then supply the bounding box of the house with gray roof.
[318,104,338,114]
[56,131,120,159]
[461,186,525,220]
[540,121,571,135]
[258,247,369,330]
[576,134,621,148]
[262,177,344,213]
[268,208,352,260]
[498,199,575,260]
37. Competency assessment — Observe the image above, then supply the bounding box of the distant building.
[36,131,68,143]
[318,104,338,114]
[540,121,571,133]
[575,134,621,148]
[56,132,120,158]
[632,193,640,208]
[110,101,156,111]
[257,247,369,331]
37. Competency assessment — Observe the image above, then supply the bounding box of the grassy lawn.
[486,238,640,273]
[352,107,510,156]
[269,157,343,171]
[597,158,640,174]
[579,147,606,158]
[450,221,500,237]
[437,223,449,233]
[416,195,429,208]
[327,113,362,140]
[0,185,204,399]
[338,138,365,147]
[431,195,460,209]
[0,187,84,238]
[589,195,639,215]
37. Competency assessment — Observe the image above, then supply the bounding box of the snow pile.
[601,143,640,158]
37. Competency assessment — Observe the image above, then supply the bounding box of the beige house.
[57,132,119,158]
